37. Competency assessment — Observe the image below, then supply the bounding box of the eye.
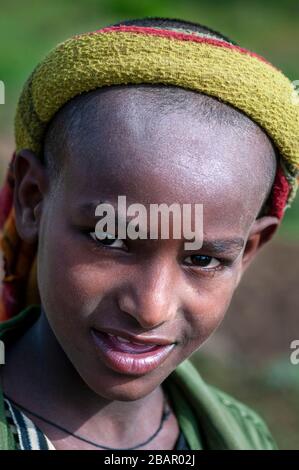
[89,231,127,250]
[184,254,221,269]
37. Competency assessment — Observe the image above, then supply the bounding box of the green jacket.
[0,306,277,450]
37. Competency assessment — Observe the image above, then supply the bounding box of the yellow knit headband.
[15,25,299,212]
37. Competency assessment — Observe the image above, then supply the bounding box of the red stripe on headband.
[91,25,275,69]
[268,166,290,220]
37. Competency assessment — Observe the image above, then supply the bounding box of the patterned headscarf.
[0,23,299,321]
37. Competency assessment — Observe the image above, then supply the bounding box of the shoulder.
[168,359,278,450]
[208,384,278,450]
[0,306,41,450]
[0,381,16,450]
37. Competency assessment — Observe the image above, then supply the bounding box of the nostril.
[118,293,137,316]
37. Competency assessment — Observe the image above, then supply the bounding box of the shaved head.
[43,84,277,221]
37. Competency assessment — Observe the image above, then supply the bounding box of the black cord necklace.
[5,395,172,450]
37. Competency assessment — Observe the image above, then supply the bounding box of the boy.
[0,17,298,450]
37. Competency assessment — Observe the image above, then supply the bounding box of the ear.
[236,215,280,284]
[13,149,49,243]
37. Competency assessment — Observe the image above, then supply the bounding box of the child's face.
[15,87,278,401]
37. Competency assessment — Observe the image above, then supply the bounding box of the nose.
[117,257,179,329]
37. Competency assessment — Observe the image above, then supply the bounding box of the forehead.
[52,87,274,234]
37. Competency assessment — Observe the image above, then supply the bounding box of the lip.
[91,329,176,376]
[92,327,175,346]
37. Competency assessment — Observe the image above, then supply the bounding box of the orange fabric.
[0,158,38,321]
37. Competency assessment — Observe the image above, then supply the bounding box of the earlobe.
[240,215,280,274]
[13,149,48,243]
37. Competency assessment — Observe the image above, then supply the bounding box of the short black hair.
[111,16,237,45]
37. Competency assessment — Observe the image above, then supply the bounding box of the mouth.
[91,329,176,376]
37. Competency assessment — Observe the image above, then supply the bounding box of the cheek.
[180,272,238,356]
[37,213,117,317]
[36,223,124,367]
[38,235,116,316]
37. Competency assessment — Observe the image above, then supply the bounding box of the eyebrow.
[76,201,128,225]
[199,238,245,256]
[76,202,245,254]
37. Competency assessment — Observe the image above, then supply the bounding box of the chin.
[81,365,165,402]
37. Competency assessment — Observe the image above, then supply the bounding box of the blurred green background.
[0,0,298,449]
